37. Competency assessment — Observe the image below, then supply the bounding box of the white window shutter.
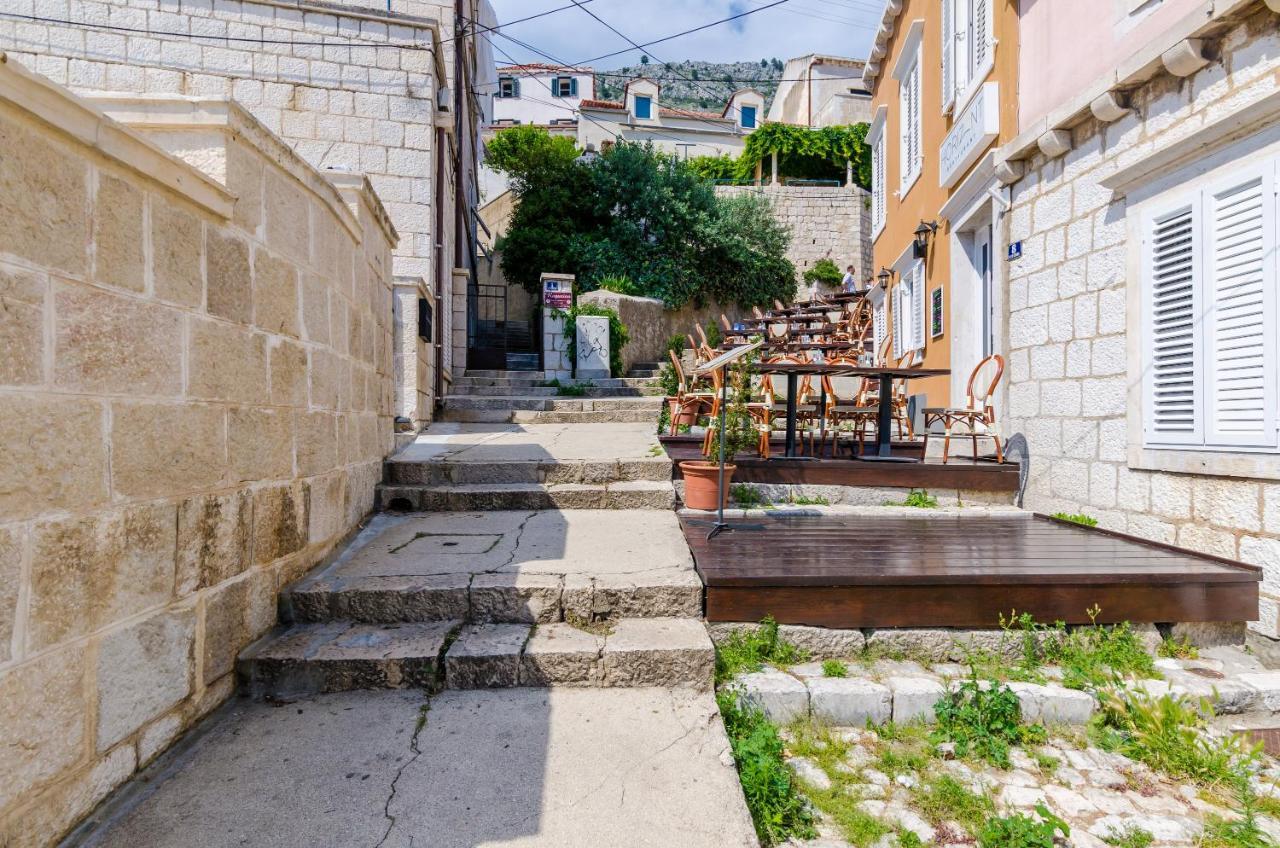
[873,298,888,354]
[972,0,991,71]
[912,263,927,352]
[909,63,921,176]
[1203,166,1277,447]
[892,284,905,361]
[1143,201,1202,446]
[942,0,955,112]
[953,0,971,98]
[873,136,885,228]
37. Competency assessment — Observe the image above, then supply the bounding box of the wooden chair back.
[966,354,1005,414]
[720,313,733,332]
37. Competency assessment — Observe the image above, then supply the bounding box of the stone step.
[378,479,676,511]
[450,385,660,398]
[441,408,661,425]
[384,456,672,485]
[238,618,714,697]
[455,376,657,389]
[442,396,663,412]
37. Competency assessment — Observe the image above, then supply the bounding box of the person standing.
[841,264,859,292]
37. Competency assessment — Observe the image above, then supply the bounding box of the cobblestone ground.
[726,645,1280,848]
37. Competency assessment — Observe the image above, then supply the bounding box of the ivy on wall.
[687,123,871,190]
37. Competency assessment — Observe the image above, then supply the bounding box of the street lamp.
[913,220,938,259]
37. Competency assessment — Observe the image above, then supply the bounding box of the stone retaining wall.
[714,183,873,292]
[999,10,1280,638]
[0,63,397,846]
[577,290,754,375]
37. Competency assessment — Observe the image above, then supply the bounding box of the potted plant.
[679,349,759,510]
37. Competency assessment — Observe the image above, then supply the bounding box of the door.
[976,224,994,358]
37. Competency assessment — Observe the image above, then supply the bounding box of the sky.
[483,0,882,68]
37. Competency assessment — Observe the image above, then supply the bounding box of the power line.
[570,0,795,67]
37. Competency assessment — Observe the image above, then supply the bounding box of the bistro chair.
[721,313,747,346]
[666,349,714,436]
[752,306,765,320]
[700,363,772,459]
[923,354,1006,463]
[774,299,787,312]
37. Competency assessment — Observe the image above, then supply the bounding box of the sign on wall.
[939,82,1000,188]
[541,275,573,309]
[930,287,944,339]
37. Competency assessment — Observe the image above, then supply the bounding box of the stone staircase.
[377,420,676,512]
[441,369,665,424]
[236,403,709,699]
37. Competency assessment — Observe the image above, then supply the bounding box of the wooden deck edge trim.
[1032,513,1262,577]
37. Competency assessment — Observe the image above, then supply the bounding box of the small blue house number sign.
[1007,241,1023,261]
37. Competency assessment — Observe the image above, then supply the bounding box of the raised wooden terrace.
[682,512,1259,628]
[660,435,1020,493]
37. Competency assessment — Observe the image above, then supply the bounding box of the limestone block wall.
[715,183,874,288]
[0,0,455,417]
[999,11,1280,636]
[0,63,397,846]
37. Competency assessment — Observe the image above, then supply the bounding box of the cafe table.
[753,362,949,461]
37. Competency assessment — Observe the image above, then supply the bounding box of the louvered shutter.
[570,77,579,97]
[872,136,885,228]
[942,0,955,112]
[912,263,927,353]
[909,62,921,176]
[873,298,888,354]
[513,78,521,97]
[1143,201,1202,445]
[972,0,991,71]
[1203,166,1277,447]
[892,283,905,360]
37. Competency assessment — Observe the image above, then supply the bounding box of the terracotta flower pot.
[680,460,735,510]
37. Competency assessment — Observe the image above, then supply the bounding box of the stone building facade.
[996,3,1280,640]
[0,0,498,426]
[0,61,397,845]
[715,183,873,295]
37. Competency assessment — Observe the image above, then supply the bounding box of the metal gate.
[466,282,541,371]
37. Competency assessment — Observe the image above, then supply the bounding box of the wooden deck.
[683,512,1259,628]
[660,435,1019,492]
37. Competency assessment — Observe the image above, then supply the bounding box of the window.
[1141,156,1278,452]
[942,0,994,113]
[552,76,578,97]
[498,76,519,98]
[634,95,652,120]
[893,261,927,360]
[898,53,921,193]
[740,105,757,129]
[872,133,886,234]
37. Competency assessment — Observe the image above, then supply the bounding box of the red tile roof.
[497,63,591,74]
[579,98,626,111]
[661,106,730,121]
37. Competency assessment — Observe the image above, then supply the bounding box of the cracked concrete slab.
[80,689,758,848]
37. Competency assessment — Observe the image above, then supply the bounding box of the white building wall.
[488,69,593,126]
[999,8,1280,638]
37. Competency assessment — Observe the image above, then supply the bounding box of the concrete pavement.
[76,688,758,848]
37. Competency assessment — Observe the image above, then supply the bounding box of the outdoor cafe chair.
[721,313,747,345]
[752,306,765,320]
[666,350,714,436]
[922,354,1006,463]
[699,362,772,459]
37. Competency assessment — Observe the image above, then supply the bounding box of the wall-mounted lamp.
[913,220,939,259]
[875,267,894,288]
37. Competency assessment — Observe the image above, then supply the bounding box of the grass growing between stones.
[910,774,994,836]
[821,659,847,677]
[1101,822,1155,848]
[931,674,1047,769]
[714,616,808,683]
[730,484,772,508]
[976,803,1069,848]
[716,690,815,846]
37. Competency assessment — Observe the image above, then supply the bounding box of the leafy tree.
[484,124,579,191]
[686,154,739,182]
[492,132,795,309]
[738,122,872,188]
[640,54,649,65]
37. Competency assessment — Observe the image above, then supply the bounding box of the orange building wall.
[870,0,1019,407]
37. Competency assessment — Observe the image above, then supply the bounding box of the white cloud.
[484,0,881,68]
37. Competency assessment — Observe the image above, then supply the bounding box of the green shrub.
[1157,635,1199,660]
[886,489,939,508]
[1052,512,1098,527]
[911,775,994,836]
[705,320,723,348]
[596,274,641,295]
[977,804,1069,848]
[803,258,844,288]
[666,333,687,357]
[1090,686,1259,786]
[732,484,769,508]
[1040,607,1157,690]
[1101,823,1155,848]
[715,616,808,683]
[821,659,847,678]
[931,674,1046,768]
[716,690,815,845]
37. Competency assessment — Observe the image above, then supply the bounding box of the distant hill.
[594,59,785,113]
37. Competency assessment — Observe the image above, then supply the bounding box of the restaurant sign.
[939,82,999,189]
[540,274,574,309]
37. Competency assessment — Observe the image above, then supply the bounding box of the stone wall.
[999,10,1280,636]
[0,0,456,420]
[715,183,874,290]
[0,63,397,846]
[578,291,754,375]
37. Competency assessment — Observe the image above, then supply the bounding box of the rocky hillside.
[595,59,784,113]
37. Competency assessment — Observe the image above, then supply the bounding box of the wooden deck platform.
[683,512,1259,628]
[660,435,1019,493]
